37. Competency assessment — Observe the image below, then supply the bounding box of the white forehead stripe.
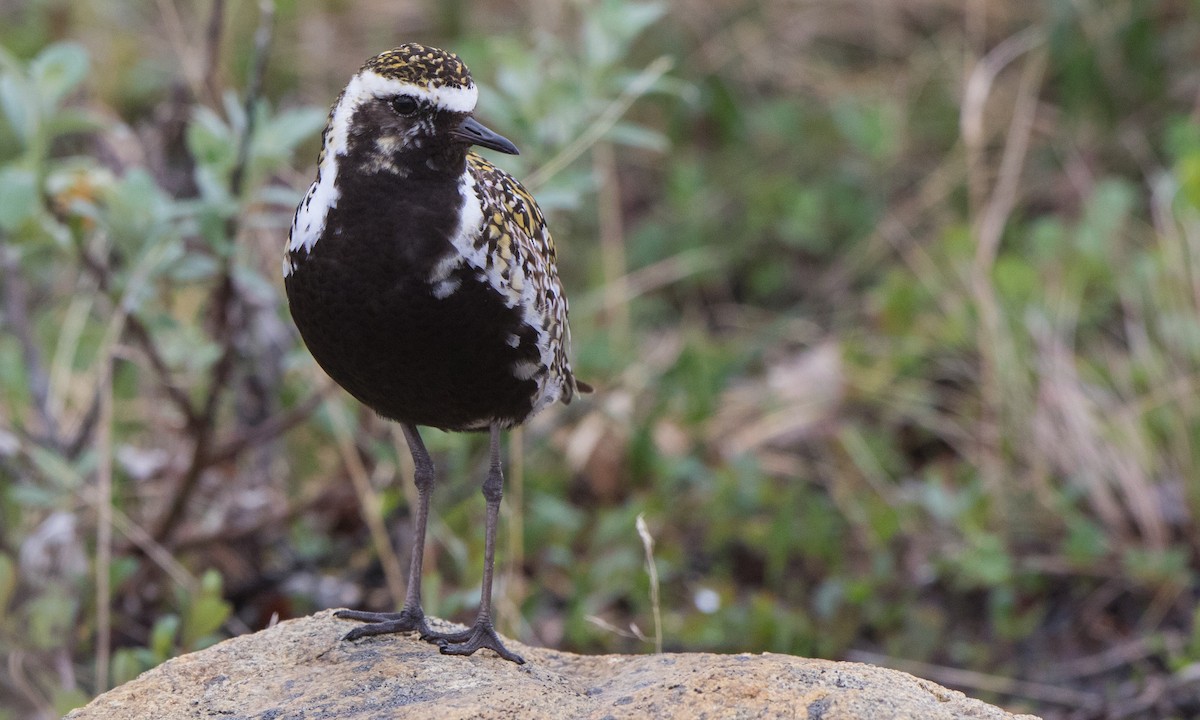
[347,70,478,114]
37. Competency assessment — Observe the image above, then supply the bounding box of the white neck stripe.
[285,71,480,273]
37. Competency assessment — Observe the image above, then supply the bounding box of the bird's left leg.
[336,423,435,640]
[431,423,525,664]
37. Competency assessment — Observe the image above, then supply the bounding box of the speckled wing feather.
[466,152,581,406]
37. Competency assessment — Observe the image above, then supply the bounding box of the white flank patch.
[511,360,541,381]
[441,168,560,413]
[285,70,479,276]
[431,276,461,299]
[441,172,488,277]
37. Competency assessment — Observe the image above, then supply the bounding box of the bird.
[283,43,589,664]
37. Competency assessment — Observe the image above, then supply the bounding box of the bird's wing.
[466,152,582,403]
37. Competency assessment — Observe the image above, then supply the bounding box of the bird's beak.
[452,116,519,155]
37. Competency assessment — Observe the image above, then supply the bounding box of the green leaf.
[102,168,172,253]
[232,264,278,306]
[1177,153,1200,211]
[150,614,180,660]
[26,444,84,491]
[6,483,61,508]
[613,0,667,40]
[0,552,14,612]
[255,106,327,161]
[43,107,105,139]
[51,687,90,716]
[0,165,39,231]
[167,252,219,283]
[200,568,222,594]
[585,0,666,67]
[257,184,305,207]
[958,532,1013,588]
[25,586,78,650]
[1075,178,1135,261]
[993,255,1039,306]
[110,648,151,687]
[29,42,89,113]
[0,73,33,144]
[606,122,668,152]
[182,570,230,649]
[1063,516,1109,565]
[831,96,899,162]
[186,106,236,175]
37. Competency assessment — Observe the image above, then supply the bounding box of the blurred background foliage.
[2,0,1200,718]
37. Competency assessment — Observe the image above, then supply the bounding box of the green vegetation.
[2,1,1200,718]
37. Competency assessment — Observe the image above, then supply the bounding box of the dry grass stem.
[93,355,113,694]
[328,398,407,610]
[635,513,663,654]
[595,142,631,352]
[964,30,1047,515]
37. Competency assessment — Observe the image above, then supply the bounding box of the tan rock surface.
[67,610,1040,719]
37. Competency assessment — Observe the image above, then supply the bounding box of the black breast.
[285,172,542,431]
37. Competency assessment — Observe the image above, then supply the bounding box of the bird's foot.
[428,619,525,664]
[335,607,433,642]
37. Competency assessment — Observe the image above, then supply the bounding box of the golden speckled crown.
[361,44,474,90]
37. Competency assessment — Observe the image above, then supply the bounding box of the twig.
[200,388,327,470]
[963,29,1046,518]
[171,483,326,550]
[845,650,1104,711]
[585,614,648,641]
[230,0,275,198]
[7,651,52,719]
[0,240,62,449]
[154,0,206,102]
[967,27,1046,272]
[202,0,225,108]
[1044,632,1182,682]
[93,494,251,636]
[93,352,113,694]
[65,389,101,459]
[31,436,254,637]
[76,244,198,426]
[962,27,1043,216]
[594,142,630,353]
[574,247,723,319]
[152,0,275,544]
[47,288,94,431]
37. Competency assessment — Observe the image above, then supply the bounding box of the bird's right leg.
[336,423,436,641]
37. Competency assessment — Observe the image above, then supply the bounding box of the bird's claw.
[430,620,525,664]
[335,608,432,641]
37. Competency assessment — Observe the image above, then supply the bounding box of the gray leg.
[434,424,525,664]
[336,423,435,640]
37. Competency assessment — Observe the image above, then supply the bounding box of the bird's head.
[323,43,518,176]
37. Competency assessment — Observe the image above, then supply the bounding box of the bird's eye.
[391,95,419,116]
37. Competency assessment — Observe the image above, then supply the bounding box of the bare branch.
[0,239,62,449]
[153,0,277,545]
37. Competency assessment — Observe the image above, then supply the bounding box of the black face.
[345,93,518,177]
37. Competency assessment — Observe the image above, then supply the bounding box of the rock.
[67,610,1040,720]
